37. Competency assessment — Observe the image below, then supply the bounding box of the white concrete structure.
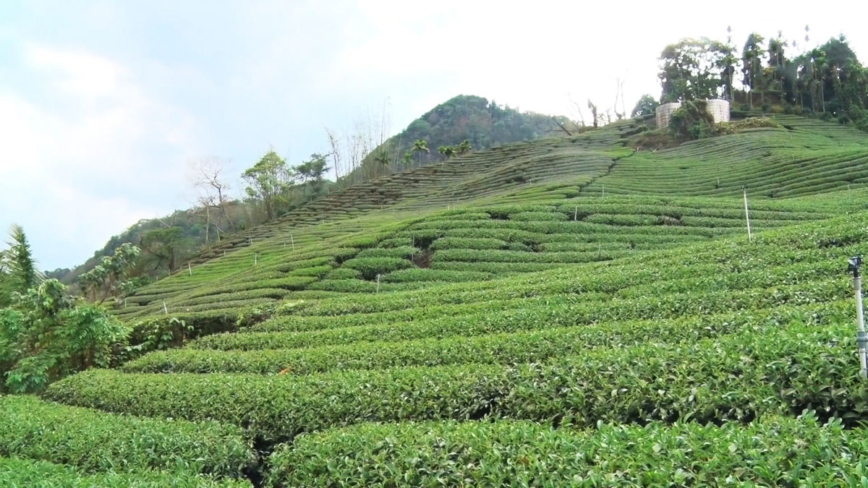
[705,99,731,123]
[655,102,682,129]
[656,100,730,129]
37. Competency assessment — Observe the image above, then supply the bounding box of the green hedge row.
[124,301,842,375]
[429,237,509,250]
[354,246,419,259]
[305,279,433,293]
[0,457,250,488]
[340,257,414,280]
[270,414,857,486]
[48,322,868,442]
[322,267,362,280]
[0,396,254,477]
[433,248,634,264]
[192,286,848,352]
[509,211,568,221]
[285,265,333,277]
[251,299,504,333]
[380,268,494,283]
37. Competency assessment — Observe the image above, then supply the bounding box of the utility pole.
[743,188,752,242]
[849,256,868,378]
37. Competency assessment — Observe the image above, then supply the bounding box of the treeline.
[656,28,868,130]
[52,152,332,291]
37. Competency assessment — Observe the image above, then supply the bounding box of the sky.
[1,0,866,270]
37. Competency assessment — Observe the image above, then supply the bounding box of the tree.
[0,279,126,393]
[139,227,188,273]
[293,153,330,197]
[78,243,141,303]
[456,140,472,155]
[587,100,599,128]
[631,95,659,117]
[742,33,767,108]
[189,157,235,244]
[437,145,456,158]
[0,251,12,308]
[0,227,126,393]
[411,139,429,166]
[5,225,41,293]
[242,150,293,221]
[659,38,726,103]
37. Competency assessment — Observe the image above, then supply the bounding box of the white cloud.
[0,43,204,269]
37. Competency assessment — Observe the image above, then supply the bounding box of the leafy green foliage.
[668,100,718,140]
[0,395,254,477]
[0,457,250,488]
[341,257,414,280]
[0,279,127,393]
[272,414,863,486]
[4,224,40,294]
[631,94,660,117]
[79,242,141,303]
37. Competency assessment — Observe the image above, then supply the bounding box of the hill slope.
[12,113,868,485]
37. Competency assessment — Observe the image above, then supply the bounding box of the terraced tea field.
[8,114,868,486]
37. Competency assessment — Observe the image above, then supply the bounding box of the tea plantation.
[8,115,868,485]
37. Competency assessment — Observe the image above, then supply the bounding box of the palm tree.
[438,145,455,158]
[411,139,429,166]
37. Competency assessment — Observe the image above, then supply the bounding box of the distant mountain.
[347,95,575,180]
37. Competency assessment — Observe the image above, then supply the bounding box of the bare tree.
[326,98,394,184]
[325,128,343,181]
[566,93,586,127]
[188,157,235,243]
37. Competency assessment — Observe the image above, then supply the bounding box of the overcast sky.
[1,0,866,270]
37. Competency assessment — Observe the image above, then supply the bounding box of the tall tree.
[0,250,12,307]
[189,157,235,244]
[631,94,660,117]
[411,139,429,166]
[242,150,293,221]
[5,225,40,294]
[659,38,726,102]
[78,243,141,303]
[293,153,330,197]
[139,227,188,274]
[742,33,767,108]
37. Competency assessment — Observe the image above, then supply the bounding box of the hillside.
[52,95,571,291]
[9,113,868,485]
[344,95,576,180]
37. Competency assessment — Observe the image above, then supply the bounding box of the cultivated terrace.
[5,112,868,485]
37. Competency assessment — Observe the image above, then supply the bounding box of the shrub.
[0,457,250,488]
[0,395,254,477]
[323,268,362,280]
[270,414,856,486]
[47,322,868,443]
[509,211,568,221]
[668,100,717,140]
[0,280,127,393]
[341,257,414,280]
[355,246,419,260]
[381,269,493,283]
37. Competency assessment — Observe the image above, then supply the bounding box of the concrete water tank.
[705,99,731,123]
[655,102,681,129]
[655,100,730,129]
